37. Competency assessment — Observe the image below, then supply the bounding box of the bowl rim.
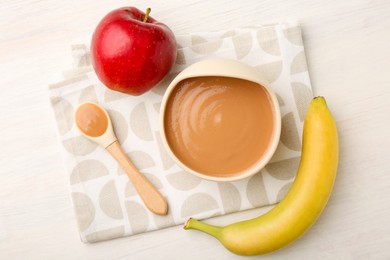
[159,58,281,182]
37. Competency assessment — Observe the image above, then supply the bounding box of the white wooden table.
[1,0,389,259]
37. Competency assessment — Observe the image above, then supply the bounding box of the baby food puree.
[164,76,275,177]
[75,102,108,137]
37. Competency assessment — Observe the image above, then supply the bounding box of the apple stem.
[143,7,151,23]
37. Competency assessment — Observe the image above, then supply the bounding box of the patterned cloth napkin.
[49,22,313,243]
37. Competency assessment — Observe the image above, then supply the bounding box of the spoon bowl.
[75,102,117,147]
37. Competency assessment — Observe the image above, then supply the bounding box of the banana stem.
[184,218,222,239]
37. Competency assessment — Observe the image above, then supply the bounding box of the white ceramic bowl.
[160,58,281,182]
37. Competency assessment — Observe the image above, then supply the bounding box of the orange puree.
[164,76,275,177]
[75,103,108,137]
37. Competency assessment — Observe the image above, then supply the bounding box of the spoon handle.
[106,141,168,216]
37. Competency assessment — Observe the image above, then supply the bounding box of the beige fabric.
[48,22,313,243]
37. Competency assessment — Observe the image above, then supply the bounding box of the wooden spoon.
[75,102,168,215]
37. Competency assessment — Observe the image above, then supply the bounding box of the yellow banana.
[183,96,339,256]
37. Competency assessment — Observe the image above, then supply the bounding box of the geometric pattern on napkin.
[49,22,313,243]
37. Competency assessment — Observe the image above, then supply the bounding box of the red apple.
[91,7,177,95]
